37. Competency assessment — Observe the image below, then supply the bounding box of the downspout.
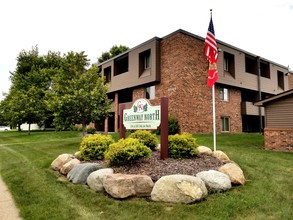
[257,56,263,134]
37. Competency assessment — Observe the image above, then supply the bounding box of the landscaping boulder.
[197,146,213,155]
[196,170,231,192]
[103,174,154,199]
[212,150,230,161]
[151,174,208,204]
[218,163,245,185]
[60,158,80,175]
[51,154,74,171]
[67,163,103,184]
[87,168,114,192]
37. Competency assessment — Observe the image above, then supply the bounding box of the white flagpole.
[212,84,216,152]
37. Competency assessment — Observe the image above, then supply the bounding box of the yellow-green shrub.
[80,134,114,160]
[168,132,198,158]
[128,130,159,150]
[105,138,151,166]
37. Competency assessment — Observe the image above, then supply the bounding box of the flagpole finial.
[210,9,213,16]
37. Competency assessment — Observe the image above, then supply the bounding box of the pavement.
[0,176,22,220]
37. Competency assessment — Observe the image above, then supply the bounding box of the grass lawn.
[0,131,292,220]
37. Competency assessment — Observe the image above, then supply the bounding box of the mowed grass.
[0,131,292,220]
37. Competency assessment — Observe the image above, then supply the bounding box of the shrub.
[105,138,151,166]
[155,114,180,135]
[128,130,159,150]
[168,114,180,135]
[86,127,96,134]
[168,132,198,158]
[80,134,114,160]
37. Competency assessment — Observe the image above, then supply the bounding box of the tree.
[47,52,111,136]
[3,46,62,133]
[97,45,129,63]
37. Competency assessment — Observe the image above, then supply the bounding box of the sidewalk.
[0,176,22,220]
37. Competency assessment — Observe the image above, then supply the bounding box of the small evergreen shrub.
[155,114,180,135]
[105,138,151,166]
[168,114,180,135]
[80,134,114,160]
[128,130,159,150]
[168,132,198,158]
[86,127,96,134]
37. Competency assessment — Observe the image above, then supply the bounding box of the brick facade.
[154,33,242,133]
[264,128,293,152]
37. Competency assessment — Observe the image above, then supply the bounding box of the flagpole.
[212,84,216,152]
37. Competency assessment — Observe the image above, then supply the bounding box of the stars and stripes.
[204,14,218,88]
[204,17,218,64]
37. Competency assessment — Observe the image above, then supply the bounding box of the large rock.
[197,146,213,155]
[218,163,245,185]
[51,154,74,171]
[60,158,80,175]
[87,168,114,192]
[103,174,154,199]
[151,174,208,204]
[212,150,230,161]
[67,163,103,184]
[196,170,231,192]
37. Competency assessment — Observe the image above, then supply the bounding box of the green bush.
[105,138,152,166]
[155,114,180,135]
[86,127,96,134]
[80,134,114,160]
[128,130,159,150]
[168,114,180,135]
[168,132,198,158]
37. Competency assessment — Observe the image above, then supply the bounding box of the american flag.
[204,17,218,64]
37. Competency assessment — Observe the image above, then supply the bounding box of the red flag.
[205,15,218,87]
[207,63,218,88]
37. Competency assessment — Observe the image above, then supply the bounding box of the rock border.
[50,146,245,204]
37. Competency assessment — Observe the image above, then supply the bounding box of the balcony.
[241,102,264,116]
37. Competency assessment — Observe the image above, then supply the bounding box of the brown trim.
[264,128,293,131]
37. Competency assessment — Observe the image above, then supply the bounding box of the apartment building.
[97,29,290,134]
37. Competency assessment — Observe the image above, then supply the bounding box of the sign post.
[120,97,169,159]
[160,97,168,159]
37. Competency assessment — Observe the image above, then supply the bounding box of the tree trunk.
[82,122,86,137]
[28,123,31,135]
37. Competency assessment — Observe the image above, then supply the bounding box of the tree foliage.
[97,45,129,63]
[1,47,111,135]
[47,52,111,136]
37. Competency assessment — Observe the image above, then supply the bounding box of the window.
[221,117,230,132]
[139,49,151,77]
[260,61,270,78]
[114,54,128,76]
[104,66,111,83]
[245,55,257,75]
[220,88,229,101]
[144,53,150,69]
[277,71,284,90]
[145,85,155,99]
[223,52,235,78]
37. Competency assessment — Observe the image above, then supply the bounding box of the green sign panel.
[123,98,161,129]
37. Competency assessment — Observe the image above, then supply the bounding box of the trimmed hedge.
[168,132,198,158]
[128,130,159,150]
[80,134,114,160]
[105,138,151,166]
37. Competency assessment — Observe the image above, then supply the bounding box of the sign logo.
[123,98,161,129]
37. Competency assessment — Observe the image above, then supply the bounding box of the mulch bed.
[111,150,227,182]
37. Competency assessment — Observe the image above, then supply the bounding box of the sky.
[1,0,293,100]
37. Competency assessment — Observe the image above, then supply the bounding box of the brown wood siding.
[265,95,293,128]
[217,44,289,94]
[102,38,160,93]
